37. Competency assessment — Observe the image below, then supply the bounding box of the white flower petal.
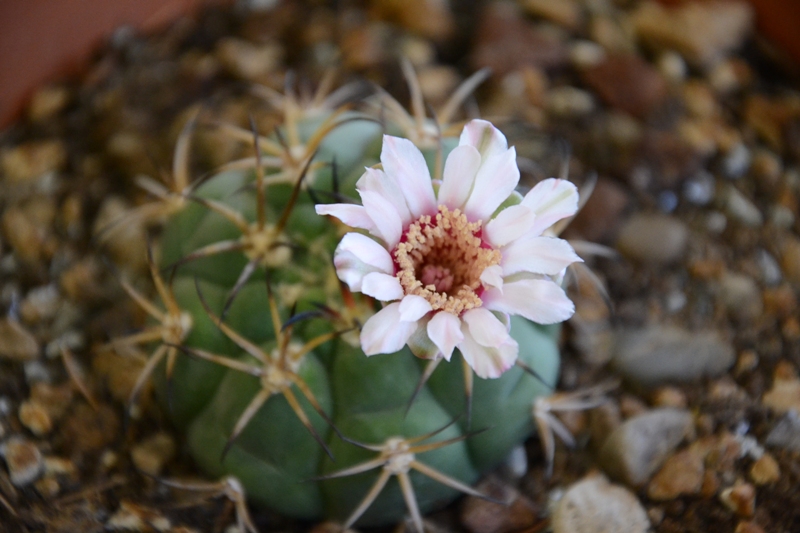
[484,204,536,247]
[380,135,436,218]
[458,119,508,160]
[479,264,504,292]
[438,145,480,211]
[407,317,440,360]
[361,190,403,247]
[398,294,432,322]
[463,147,520,222]
[315,203,376,232]
[361,272,404,301]
[333,233,394,291]
[356,167,413,226]
[521,178,579,236]
[458,324,518,379]
[360,302,418,355]
[502,236,583,276]
[462,308,511,347]
[483,278,575,324]
[427,312,463,361]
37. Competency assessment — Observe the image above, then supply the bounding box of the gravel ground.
[2,1,800,532]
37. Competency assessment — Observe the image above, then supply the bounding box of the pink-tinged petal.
[427,312,463,361]
[361,272,404,302]
[356,167,413,226]
[398,294,432,322]
[501,236,583,276]
[479,264,503,292]
[484,204,535,247]
[458,324,518,379]
[361,190,402,247]
[360,302,417,355]
[315,203,375,233]
[463,147,520,222]
[458,119,508,160]
[438,145,480,211]
[483,278,575,324]
[521,178,579,236]
[462,308,511,347]
[333,233,394,291]
[380,135,436,218]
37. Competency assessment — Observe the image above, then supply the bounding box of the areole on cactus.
[108,68,585,531]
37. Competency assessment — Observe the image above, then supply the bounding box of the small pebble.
[523,0,582,30]
[106,500,171,532]
[131,432,176,476]
[683,170,716,205]
[720,482,755,517]
[598,408,693,486]
[547,86,595,118]
[0,318,40,361]
[2,436,44,486]
[552,474,650,533]
[749,454,780,485]
[735,521,766,533]
[631,0,754,66]
[35,476,61,498]
[616,213,688,264]
[215,38,282,81]
[647,448,705,500]
[613,326,735,386]
[723,185,763,227]
[582,53,667,118]
[717,272,763,321]
[765,410,800,453]
[651,387,687,409]
[762,361,800,414]
[780,236,800,286]
[756,249,782,286]
[461,477,538,533]
[0,140,67,184]
[722,143,751,179]
[19,401,53,436]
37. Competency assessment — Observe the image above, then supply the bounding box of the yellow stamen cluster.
[394,205,501,316]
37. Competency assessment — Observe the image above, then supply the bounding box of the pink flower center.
[393,205,501,316]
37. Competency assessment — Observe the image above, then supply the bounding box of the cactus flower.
[317,119,582,378]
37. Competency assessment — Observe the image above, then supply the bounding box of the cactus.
[111,70,583,530]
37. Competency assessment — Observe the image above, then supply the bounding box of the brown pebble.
[582,53,668,118]
[461,477,538,533]
[631,0,753,66]
[749,454,780,485]
[720,483,755,517]
[19,401,53,436]
[762,361,800,414]
[2,436,44,486]
[780,236,800,286]
[29,382,74,422]
[647,449,705,500]
[106,500,171,532]
[28,85,71,122]
[701,470,721,498]
[34,476,61,498]
[61,403,120,455]
[0,140,67,184]
[735,520,766,533]
[131,432,176,476]
[0,318,40,361]
[651,387,687,409]
[472,2,568,76]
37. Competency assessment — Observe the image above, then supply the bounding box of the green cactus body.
[151,112,562,526]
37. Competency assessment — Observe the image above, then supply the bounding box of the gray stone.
[766,411,800,453]
[613,326,735,386]
[717,272,763,320]
[616,213,688,264]
[598,408,694,486]
[552,474,650,533]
